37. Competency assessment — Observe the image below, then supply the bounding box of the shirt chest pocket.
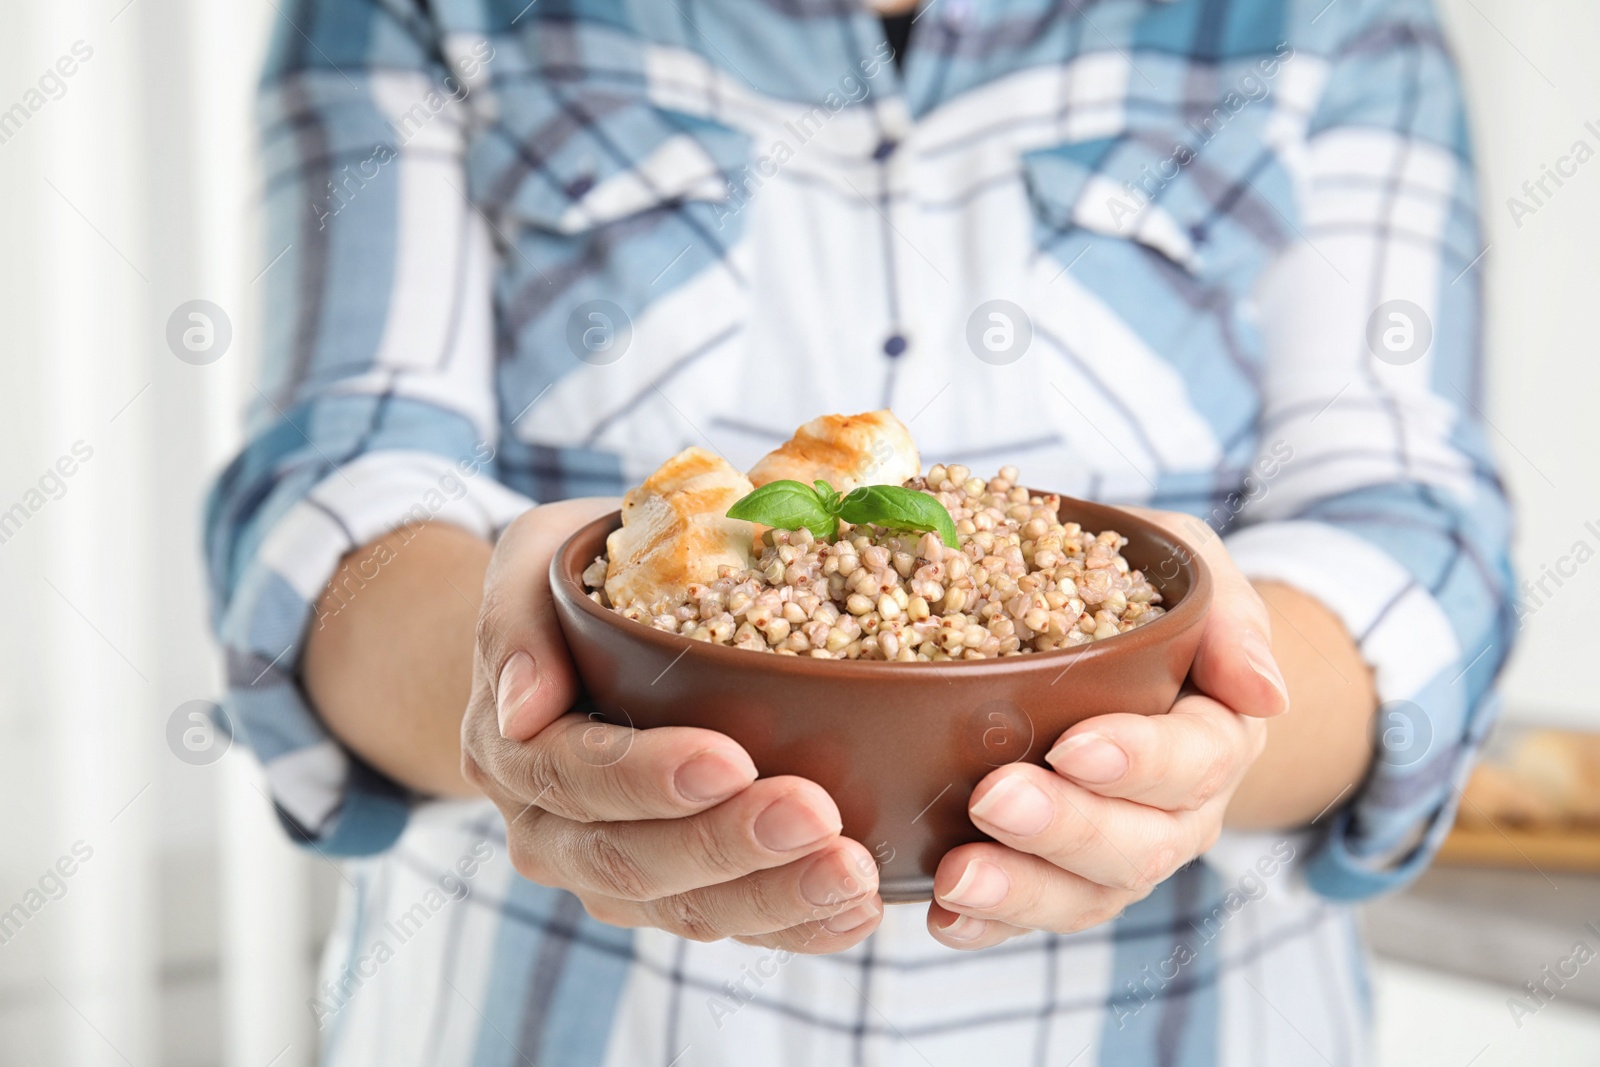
[1018,115,1297,294]
[466,91,759,467]
[467,92,752,238]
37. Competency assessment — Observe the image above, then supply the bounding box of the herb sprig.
[726,478,958,548]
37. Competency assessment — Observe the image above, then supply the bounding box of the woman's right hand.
[460,498,883,951]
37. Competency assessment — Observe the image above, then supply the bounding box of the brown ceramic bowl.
[549,495,1211,903]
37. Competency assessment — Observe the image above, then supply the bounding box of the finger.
[1044,695,1263,811]
[1189,575,1289,719]
[511,775,845,901]
[582,838,880,940]
[926,900,1031,950]
[1127,507,1288,719]
[731,899,886,954]
[966,763,1196,891]
[470,711,759,821]
[931,842,1138,936]
[477,497,621,743]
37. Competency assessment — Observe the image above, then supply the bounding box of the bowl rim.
[551,492,1212,677]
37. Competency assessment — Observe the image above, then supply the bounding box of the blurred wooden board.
[1438,824,1600,872]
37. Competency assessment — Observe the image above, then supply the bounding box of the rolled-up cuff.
[1224,520,1492,901]
[218,449,534,855]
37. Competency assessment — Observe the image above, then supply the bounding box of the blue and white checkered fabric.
[204,0,1515,1063]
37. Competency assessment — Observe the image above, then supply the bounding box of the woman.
[207,0,1513,1062]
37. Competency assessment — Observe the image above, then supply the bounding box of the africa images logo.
[167,300,233,365]
[1364,300,1433,366]
[965,300,1034,366]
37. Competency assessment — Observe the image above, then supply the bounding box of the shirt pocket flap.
[1020,135,1207,274]
[1020,121,1293,288]
[468,97,750,234]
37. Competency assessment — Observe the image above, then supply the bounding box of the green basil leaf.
[726,480,837,540]
[813,480,842,514]
[836,484,960,549]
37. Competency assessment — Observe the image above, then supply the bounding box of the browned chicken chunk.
[748,409,920,494]
[604,448,758,612]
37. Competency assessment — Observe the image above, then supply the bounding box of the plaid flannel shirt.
[204,0,1515,1063]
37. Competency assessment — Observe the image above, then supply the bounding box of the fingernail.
[800,852,871,908]
[941,861,1009,910]
[754,794,839,852]
[674,751,755,803]
[937,913,987,943]
[822,900,880,934]
[497,652,539,738]
[1242,630,1290,714]
[969,775,1053,837]
[1047,732,1128,784]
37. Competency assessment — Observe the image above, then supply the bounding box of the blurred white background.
[0,1,1595,1065]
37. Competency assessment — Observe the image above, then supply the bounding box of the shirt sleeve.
[1223,0,1516,901]
[203,4,531,855]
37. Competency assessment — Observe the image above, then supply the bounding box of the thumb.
[1188,567,1289,719]
[475,497,618,742]
[1126,506,1289,719]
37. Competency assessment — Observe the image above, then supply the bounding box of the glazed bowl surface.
[550,495,1211,903]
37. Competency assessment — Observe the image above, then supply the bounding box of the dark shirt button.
[566,173,596,200]
[883,333,907,357]
[1188,222,1206,243]
[872,139,898,162]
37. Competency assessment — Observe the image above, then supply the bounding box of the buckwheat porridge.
[581,457,1164,662]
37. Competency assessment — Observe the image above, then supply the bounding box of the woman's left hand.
[927,509,1291,949]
